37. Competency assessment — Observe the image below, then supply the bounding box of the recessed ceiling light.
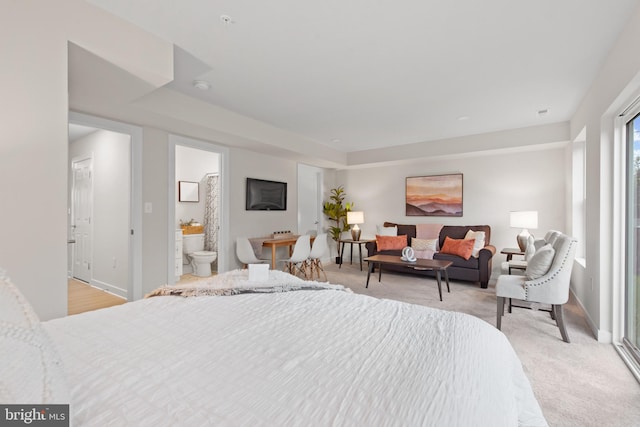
[220,15,234,25]
[331,138,341,143]
[457,116,470,121]
[537,108,549,116]
[193,80,211,91]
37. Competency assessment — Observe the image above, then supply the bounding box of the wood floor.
[67,278,127,315]
[67,273,214,315]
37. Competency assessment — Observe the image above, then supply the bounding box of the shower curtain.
[204,174,219,270]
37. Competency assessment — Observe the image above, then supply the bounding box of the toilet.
[183,233,217,277]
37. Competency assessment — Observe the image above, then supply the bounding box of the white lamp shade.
[509,211,538,229]
[347,211,364,225]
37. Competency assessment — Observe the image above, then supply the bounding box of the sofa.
[365,222,496,288]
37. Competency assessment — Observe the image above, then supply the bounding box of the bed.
[2,269,547,426]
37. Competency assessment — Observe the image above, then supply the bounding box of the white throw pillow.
[0,271,69,403]
[376,225,397,236]
[464,230,486,257]
[525,244,555,280]
[411,237,438,251]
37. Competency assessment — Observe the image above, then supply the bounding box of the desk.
[339,238,375,271]
[261,236,314,270]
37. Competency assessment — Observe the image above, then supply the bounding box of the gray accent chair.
[496,233,577,343]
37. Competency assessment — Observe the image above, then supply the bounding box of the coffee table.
[364,255,453,301]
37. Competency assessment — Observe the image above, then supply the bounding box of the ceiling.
[85,0,639,153]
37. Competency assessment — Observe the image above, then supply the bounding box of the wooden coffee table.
[364,255,453,301]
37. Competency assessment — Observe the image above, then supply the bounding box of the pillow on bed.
[0,271,69,404]
[376,235,407,250]
[376,225,398,236]
[440,236,475,260]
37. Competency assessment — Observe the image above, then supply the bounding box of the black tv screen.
[246,178,287,211]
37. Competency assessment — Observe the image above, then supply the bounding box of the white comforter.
[44,271,546,427]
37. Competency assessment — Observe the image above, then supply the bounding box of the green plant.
[323,186,353,256]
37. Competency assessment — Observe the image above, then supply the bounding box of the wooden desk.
[261,235,314,269]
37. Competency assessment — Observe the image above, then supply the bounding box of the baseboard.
[570,288,612,343]
[91,279,127,299]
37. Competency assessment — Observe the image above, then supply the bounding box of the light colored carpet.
[322,261,640,427]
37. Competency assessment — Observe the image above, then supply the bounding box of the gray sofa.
[365,222,496,288]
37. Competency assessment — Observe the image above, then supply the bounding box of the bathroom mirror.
[178,181,199,202]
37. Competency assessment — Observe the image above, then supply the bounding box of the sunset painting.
[406,174,463,216]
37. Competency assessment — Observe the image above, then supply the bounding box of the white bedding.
[43,271,547,426]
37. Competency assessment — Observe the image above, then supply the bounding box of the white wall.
[175,145,219,228]
[0,0,173,320]
[569,3,640,341]
[227,147,299,266]
[69,129,130,296]
[336,145,568,278]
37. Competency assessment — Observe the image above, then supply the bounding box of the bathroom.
[175,145,220,279]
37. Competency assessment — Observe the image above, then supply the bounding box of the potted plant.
[323,186,354,262]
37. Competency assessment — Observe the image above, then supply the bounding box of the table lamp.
[510,211,538,251]
[347,211,364,241]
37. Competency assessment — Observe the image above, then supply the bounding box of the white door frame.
[69,111,143,301]
[168,134,229,284]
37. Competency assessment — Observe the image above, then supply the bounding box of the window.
[624,110,640,367]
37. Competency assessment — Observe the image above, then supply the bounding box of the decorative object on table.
[180,218,204,234]
[245,178,287,211]
[322,186,353,262]
[510,211,538,251]
[271,230,293,239]
[346,211,364,241]
[405,174,463,216]
[178,181,199,202]
[401,246,416,262]
[248,263,269,282]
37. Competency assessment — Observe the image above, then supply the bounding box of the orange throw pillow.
[440,236,475,260]
[376,235,407,251]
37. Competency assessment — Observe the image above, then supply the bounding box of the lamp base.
[351,228,361,241]
[516,229,531,252]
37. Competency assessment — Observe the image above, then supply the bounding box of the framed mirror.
[178,181,199,202]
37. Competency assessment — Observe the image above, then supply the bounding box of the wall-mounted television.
[246,178,287,211]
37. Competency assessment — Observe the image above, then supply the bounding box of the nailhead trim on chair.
[523,239,576,301]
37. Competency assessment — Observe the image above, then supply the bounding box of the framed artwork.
[405,174,463,216]
[178,181,199,202]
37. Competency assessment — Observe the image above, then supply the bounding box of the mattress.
[43,271,547,426]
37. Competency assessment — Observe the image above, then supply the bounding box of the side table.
[339,239,375,271]
[500,247,524,262]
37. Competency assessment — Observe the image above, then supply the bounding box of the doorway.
[297,164,324,237]
[68,112,143,301]
[168,135,229,285]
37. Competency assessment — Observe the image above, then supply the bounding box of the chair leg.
[497,297,504,330]
[317,260,327,281]
[553,304,571,343]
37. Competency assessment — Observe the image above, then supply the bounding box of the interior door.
[72,157,93,283]
[297,164,323,236]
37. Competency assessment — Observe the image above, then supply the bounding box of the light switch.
[144,202,153,213]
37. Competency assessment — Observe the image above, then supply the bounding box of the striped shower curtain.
[204,174,219,270]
